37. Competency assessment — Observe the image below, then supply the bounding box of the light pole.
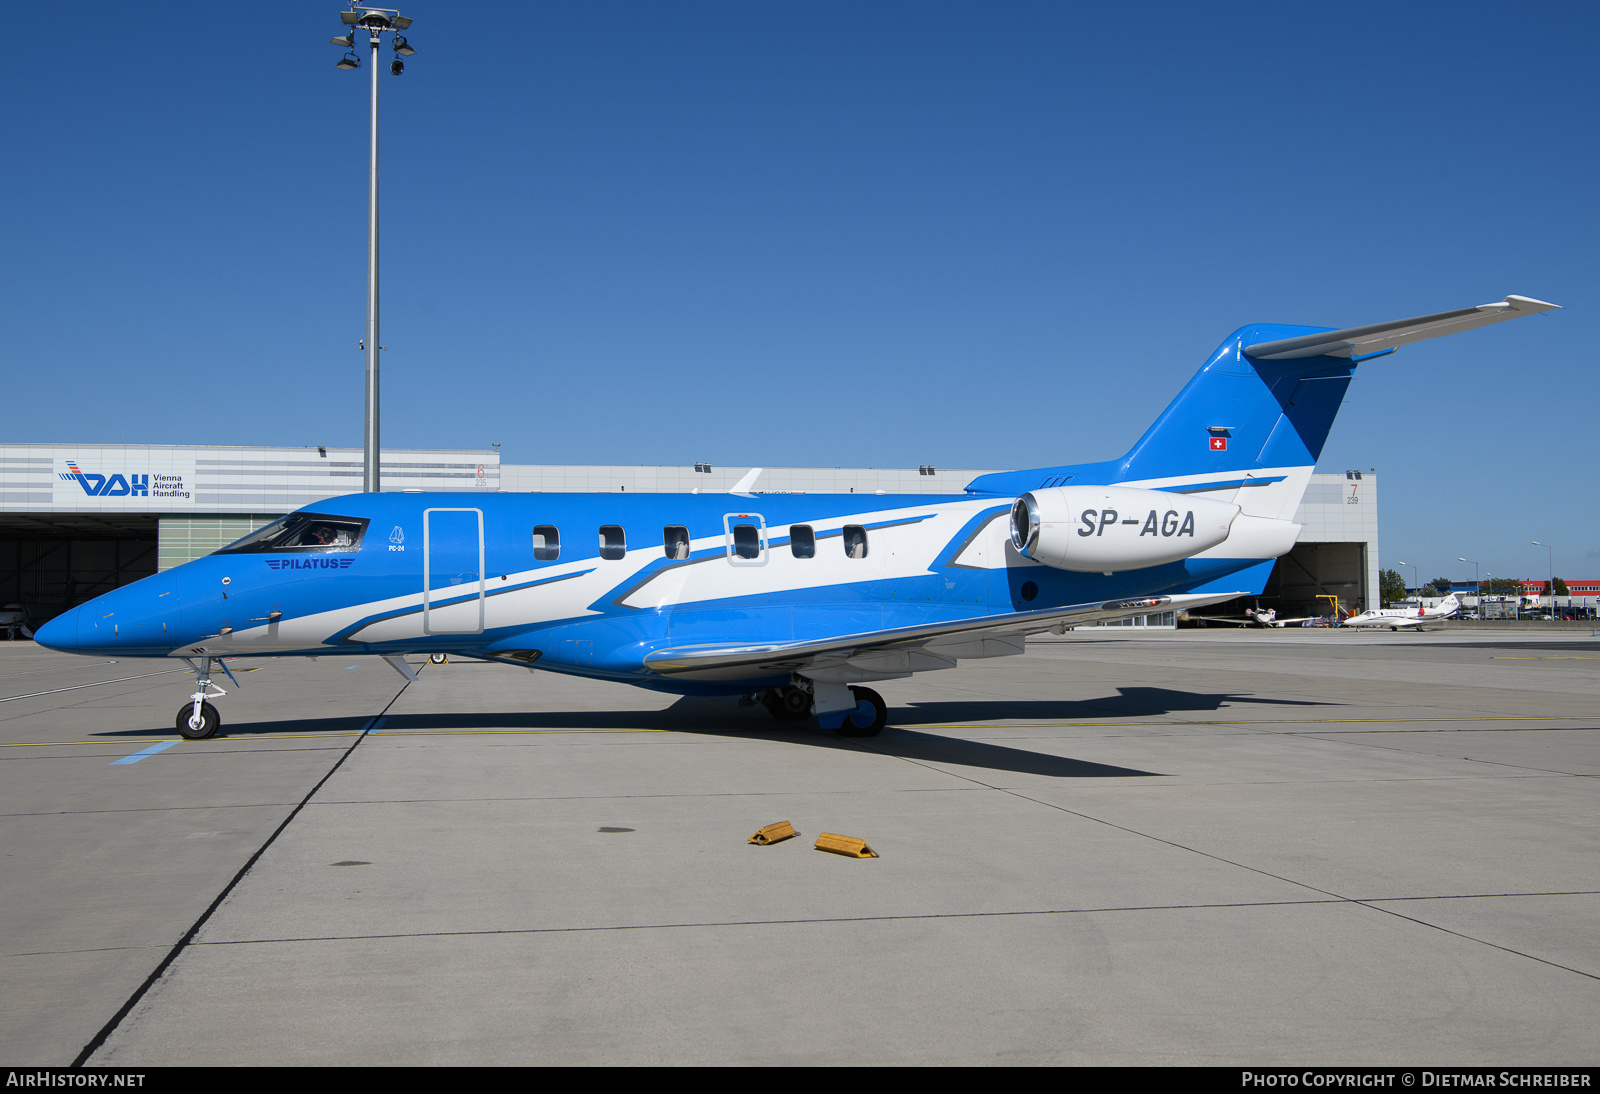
[1533,541,1555,621]
[332,5,416,494]
[1398,561,1419,603]
[1458,557,1478,620]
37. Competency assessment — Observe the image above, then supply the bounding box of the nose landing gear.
[176,657,230,740]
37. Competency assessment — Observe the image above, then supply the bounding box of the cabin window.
[663,525,690,560]
[843,525,868,559]
[731,524,760,559]
[790,525,815,559]
[216,512,369,554]
[599,525,626,561]
[722,513,767,566]
[532,525,560,561]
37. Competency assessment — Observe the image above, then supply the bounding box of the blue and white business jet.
[36,295,1557,739]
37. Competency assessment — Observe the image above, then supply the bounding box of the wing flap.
[643,592,1244,681]
[1243,295,1558,361]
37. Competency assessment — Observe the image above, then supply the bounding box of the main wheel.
[176,701,220,740]
[764,686,812,722]
[429,653,447,664]
[838,686,887,737]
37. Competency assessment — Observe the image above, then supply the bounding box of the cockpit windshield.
[217,513,370,554]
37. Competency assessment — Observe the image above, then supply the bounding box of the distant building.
[1,444,1378,626]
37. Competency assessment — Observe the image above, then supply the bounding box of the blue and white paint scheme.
[35,295,1558,738]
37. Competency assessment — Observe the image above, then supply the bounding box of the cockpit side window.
[217,513,370,554]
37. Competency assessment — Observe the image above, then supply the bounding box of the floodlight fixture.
[330,4,416,492]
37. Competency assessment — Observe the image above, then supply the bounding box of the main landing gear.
[176,657,230,740]
[761,685,813,722]
[837,686,887,737]
[757,681,889,736]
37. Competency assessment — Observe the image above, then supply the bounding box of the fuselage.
[35,487,1277,694]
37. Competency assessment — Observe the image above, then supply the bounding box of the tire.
[838,686,887,737]
[429,653,447,664]
[765,686,812,722]
[176,701,220,740]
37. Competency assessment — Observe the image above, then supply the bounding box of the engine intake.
[1009,485,1240,573]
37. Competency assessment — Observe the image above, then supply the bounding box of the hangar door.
[1263,542,1368,616]
[423,508,484,635]
[0,514,157,630]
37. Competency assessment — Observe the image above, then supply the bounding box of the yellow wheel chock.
[814,832,878,858]
[748,820,799,845]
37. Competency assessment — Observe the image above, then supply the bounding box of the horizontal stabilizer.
[1243,295,1559,360]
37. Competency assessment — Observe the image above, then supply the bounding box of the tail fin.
[965,296,1557,514]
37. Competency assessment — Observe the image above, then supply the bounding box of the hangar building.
[0,444,1377,627]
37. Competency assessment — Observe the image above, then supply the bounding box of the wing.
[1243,295,1559,361]
[643,591,1247,683]
[1186,615,1257,626]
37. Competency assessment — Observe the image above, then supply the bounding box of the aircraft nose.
[34,605,81,654]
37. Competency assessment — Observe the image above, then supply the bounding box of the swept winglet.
[1243,295,1560,361]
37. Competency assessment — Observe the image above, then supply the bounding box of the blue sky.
[2,2,1594,583]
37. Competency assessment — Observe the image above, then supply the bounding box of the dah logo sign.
[60,461,148,497]
[52,457,195,506]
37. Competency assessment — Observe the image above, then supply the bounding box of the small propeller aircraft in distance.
[34,295,1557,739]
[0,604,34,641]
[1342,594,1462,631]
[1187,605,1319,628]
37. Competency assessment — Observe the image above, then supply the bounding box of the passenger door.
[423,508,485,634]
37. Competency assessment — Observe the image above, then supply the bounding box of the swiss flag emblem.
[1210,437,1228,451]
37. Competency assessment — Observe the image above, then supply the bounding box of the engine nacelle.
[1009,485,1240,573]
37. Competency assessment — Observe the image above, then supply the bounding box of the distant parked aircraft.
[1189,606,1321,628]
[1342,594,1462,631]
[1,604,33,641]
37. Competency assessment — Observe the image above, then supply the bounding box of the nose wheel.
[176,656,231,740]
[177,701,220,740]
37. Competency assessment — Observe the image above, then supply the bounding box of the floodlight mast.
[333,5,415,493]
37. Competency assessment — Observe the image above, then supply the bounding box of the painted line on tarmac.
[0,667,190,703]
[0,728,668,748]
[0,659,118,679]
[109,740,178,765]
[896,716,1597,730]
[71,667,420,1067]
